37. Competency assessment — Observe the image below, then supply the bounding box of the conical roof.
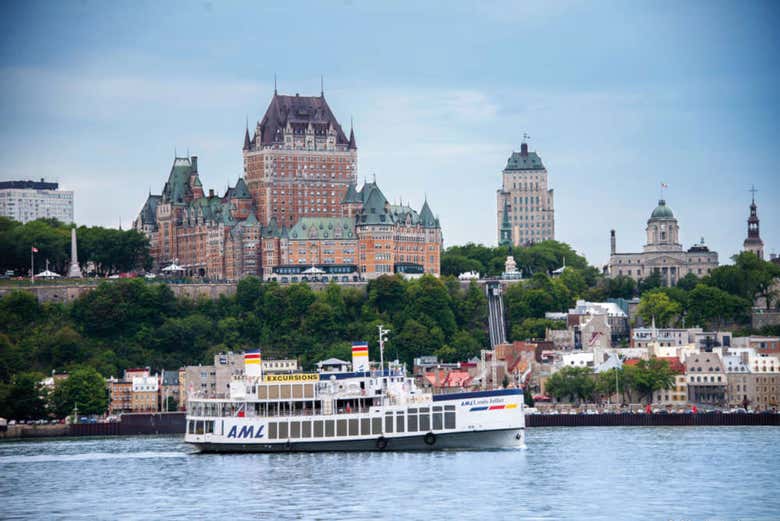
[233,178,251,199]
[420,199,436,227]
[342,182,361,203]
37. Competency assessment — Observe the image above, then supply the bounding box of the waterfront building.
[608,198,718,285]
[160,370,180,411]
[742,189,764,259]
[496,141,555,246]
[652,357,687,406]
[0,179,74,224]
[131,373,160,412]
[134,90,441,280]
[685,352,727,406]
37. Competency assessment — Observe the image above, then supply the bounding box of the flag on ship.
[244,350,262,378]
[31,246,39,253]
[351,341,369,372]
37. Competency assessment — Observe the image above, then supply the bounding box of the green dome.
[650,199,675,219]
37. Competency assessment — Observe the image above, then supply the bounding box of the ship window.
[195,421,204,435]
[445,412,456,429]
[384,413,394,433]
[269,386,279,399]
[290,421,301,438]
[372,417,382,435]
[278,422,288,439]
[302,421,312,438]
[292,384,304,399]
[395,414,405,433]
[361,418,371,435]
[419,413,430,432]
[304,384,315,399]
[280,385,292,399]
[445,405,455,411]
[268,422,277,439]
[205,421,214,434]
[313,420,324,437]
[325,420,335,437]
[188,420,195,434]
[337,419,347,437]
[408,414,418,432]
[348,419,359,436]
[433,412,443,430]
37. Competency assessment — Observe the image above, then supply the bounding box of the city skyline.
[1,1,778,267]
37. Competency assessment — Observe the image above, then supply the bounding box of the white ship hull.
[186,389,525,453]
[190,427,524,453]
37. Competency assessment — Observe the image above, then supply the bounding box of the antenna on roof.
[174,147,177,158]
[274,73,277,95]
[321,74,324,97]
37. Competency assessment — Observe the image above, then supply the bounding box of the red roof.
[657,356,684,373]
[623,358,641,366]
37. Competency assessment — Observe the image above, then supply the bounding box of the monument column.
[67,227,83,278]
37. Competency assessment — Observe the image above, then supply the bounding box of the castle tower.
[743,187,764,259]
[67,227,83,278]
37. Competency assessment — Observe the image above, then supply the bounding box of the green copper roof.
[650,199,675,219]
[504,150,545,171]
[357,183,390,225]
[288,217,354,240]
[162,157,195,205]
[233,178,251,199]
[342,182,361,203]
[419,200,437,228]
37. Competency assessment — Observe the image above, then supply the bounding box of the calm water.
[1,427,777,520]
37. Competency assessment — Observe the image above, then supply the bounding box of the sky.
[1,0,778,267]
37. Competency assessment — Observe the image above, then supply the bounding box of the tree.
[2,372,48,420]
[627,358,677,404]
[545,366,595,404]
[637,291,681,327]
[676,272,699,292]
[604,276,637,299]
[687,284,750,330]
[637,270,663,295]
[50,367,108,417]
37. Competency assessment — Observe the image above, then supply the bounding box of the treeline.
[0,217,150,276]
[444,242,780,332]
[0,275,489,417]
[545,360,678,405]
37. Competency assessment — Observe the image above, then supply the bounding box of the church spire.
[743,186,764,259]
[243,123,251,151]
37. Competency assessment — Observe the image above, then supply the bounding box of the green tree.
[2,372,48,420]
[50,367,108,417]
[545,366,595,404]
[637,291,681,327]
[628,358,677,404]
[687,284,750,329]
[637,270,663,295]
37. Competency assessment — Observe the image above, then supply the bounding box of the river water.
[1,427,776,520]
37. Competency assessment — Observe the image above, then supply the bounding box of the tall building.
[496,141,555,246]
[608,198,719,285]
[743,189,764,259]
[0,179,74,224]
[243,89,358,227]
[134,89,442,280]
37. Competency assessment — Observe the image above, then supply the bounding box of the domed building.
[608,198,718,286]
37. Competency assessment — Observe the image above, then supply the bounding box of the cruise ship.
[184,331,525,452]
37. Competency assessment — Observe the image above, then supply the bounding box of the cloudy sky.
[1,0,778,266]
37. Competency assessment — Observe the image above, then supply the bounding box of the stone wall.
[753,311,780,329]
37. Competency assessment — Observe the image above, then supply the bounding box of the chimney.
[520,142,528,156]
[190,156,198,172]
[208,189,214,198]
[610,230,616,255]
